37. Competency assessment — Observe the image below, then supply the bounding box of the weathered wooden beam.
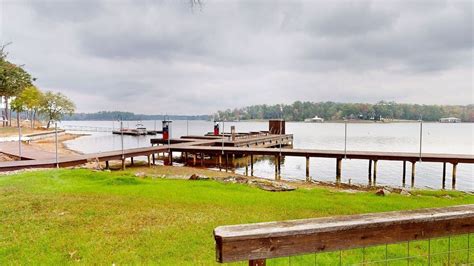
[168,152,173,166]
[130,157,134,166]
[105,161,109,169]
[411,162,416,188]
[214,205,474,263]
[147,155,151,167]
[121,159,125,170]
[152,153,156,165]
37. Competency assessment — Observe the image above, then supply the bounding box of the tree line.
[215,101,474,122]
[0,45,75,128]
[64,111,211,121]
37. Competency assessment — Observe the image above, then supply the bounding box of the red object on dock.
[214,121,220,135]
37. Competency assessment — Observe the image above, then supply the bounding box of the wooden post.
[219,155,222,171]
[105,161,109,169]
[169,152,173,166]
[402,161,406,187]
[368,160,372,186]
[184,152,188,165]
[277,155,281,180]
[201,153,204,166]
[411,162,416,188]
[274,156,278,180]
[249,259,266,266]
[121,159,125,170]
[147,155,151,167]
[452,163,457,190]
[250,154,254,176]
[336,158,342,184]
[193,153,197,166]
[442,162,446,189]
[305,156,310,182]
[130,157,134,166]
[152,153,156,165]
[225,154,229,172]
[373,160,378,186]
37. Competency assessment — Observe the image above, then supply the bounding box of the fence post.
[249,259,266,266]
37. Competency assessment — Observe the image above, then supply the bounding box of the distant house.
[439,117,461,123]
[304,116,324,123]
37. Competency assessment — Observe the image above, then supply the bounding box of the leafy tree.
[0,45,33,126]
[40,91,76,128]
[10,86,43,128]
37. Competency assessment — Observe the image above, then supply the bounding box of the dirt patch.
[29,133,87,156]
[0,153,15,162]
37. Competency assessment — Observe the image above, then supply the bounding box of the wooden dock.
[1,120,472,190]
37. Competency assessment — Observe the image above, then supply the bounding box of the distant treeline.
[215,101,474,122]
[64,111,211,121]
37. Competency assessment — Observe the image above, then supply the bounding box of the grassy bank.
[0,167,473,264]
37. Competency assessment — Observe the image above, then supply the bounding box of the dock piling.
[336,158,342,184]
[373,160,378,185]
[250,154,254,176]
[442,162,446,189]
[411,162,416,188]
[402,161,406,187]
[105,161,109,169]
[147,155,151,167]
[130,157,134,166]
[305,156,310,182]
[452,163,457,189]
[368,160,372,186]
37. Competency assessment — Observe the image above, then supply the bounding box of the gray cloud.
[1,0,472,114]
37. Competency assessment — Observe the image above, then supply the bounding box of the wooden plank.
[214,205,474,263]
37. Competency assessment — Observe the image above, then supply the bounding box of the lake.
[60,120,473,192]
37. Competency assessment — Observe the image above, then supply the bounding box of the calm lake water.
[60,120,473,191]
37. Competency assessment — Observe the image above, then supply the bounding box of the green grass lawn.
[0,168,473,265]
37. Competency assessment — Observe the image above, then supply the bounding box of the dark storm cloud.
[1,0,472,114]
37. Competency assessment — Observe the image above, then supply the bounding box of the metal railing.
[214,205,474,265]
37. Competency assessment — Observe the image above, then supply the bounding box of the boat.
[439,117,461,123]
[304,116,325,123]
[112,123,153,136]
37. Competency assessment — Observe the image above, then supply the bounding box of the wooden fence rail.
[214,205,474,264]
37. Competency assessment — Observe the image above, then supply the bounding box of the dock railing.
[214,205,474,265]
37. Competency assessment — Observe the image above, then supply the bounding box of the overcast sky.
[1,0,473,114]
